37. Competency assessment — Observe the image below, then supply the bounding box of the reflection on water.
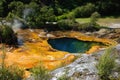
[48,38,104,53]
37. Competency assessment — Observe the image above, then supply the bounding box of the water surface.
[48,37,103,53]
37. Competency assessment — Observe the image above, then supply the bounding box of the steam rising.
[12,8,34,32]
[23,8,34,20]
[12,19,24,32]
[0,8,34,32]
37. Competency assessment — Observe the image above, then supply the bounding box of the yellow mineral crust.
[50,31,117,54]
[0,30,117,71]
[51,31,117,46]
[0,30,75,71]
[2,42,75,70]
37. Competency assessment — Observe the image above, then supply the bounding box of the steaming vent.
[12,19,25,32]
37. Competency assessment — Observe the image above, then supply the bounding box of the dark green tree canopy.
[0,0,120,17]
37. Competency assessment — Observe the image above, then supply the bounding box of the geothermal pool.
[48,37,104,53]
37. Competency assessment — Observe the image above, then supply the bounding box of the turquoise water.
[48,38,103,53]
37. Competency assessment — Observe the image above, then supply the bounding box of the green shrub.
[0,0,5,17]
[57,14,68,20]
[57,11,75,21]
[97,47,116,80]
[57,19,77,30]
[77,22,100,32]
[0,66,24,80]
[0,25,17,45]
[8,1,56,28]
[90,12,101,25]
[76,12,101,32]
[8,1,25,17]
[58,70,72,80]
[58,75,70,80]
[30,65,51,80]
[74,3,95,18]
[0,43,23,80]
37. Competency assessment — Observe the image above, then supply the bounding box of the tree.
[8,1,25,18]
[0,0,6,17]
[0,25,17,45]
[90,12,100,25]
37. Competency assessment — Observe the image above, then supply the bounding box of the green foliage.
[57,19,76,30]
[0,0,6,17]
[30,64,51,80]
[0,25,17,45]
[58,70,72,80]
[1,0,120,28]
[77,22,100,32]
[8,1,25,17]
[76,11,101,32]
[58,75,70,80]
[74,3,95,18]
[7,1,56,28]
[57,11,75,20]
[97,47,116,80]
[90,12,101,25]
[57,3,95,20]
[1,0,120,18]
[0,44,24,80]
[0,66,24,80]
[0,1,4,17]
[39,6,56,22]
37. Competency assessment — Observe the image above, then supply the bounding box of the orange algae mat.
[0,30,117,71]
[0,30,75,70]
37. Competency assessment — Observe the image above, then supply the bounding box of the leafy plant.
[97,47,116,80]
[30,64,51,80]
[8,1,25,17]
[8,1,56,28]
[58,75,70,80]
[74,3,95,18]
[58,69,72,80]
[0,66,24,80]
[77,22,100,32]
[0,25,17,45]
[57,19,77,30]
[90,12,101,25]
[0,44,24,80]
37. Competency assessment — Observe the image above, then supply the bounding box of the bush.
[58,75,70,80]
[97,47,116,80]
[90,12,100,25]
[0,66,24,80]
[74,3,95,18]
[77,22,100,32]
[58,70,72,80]
[8,1,56,28]
[0,0,4,17]
[0,44,23,80]
[8,1,25,17]
[57,19,77,30]
[0,25,17,45]
[57,11,75,20]
[30,65,51,80]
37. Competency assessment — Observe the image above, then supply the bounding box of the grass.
[76,18,90,23]
[58,69,73,80]
[76,17,120,27]
[97,47,116,80]
[97,17,120,27]
[30,64,51,80]
[58,75,71,80]
[0,66,24,80]
[0,44,24,80]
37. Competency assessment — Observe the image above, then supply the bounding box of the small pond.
[48,37,104,53]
